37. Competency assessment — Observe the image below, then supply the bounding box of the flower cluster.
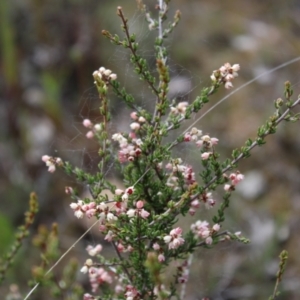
[196,134,219,149]
[224,171,245,191]
[163,227,185,250]
[189,192,216,216]
[82,119,102,139]
[191,220,220,245]
[126,200,150,219]
[112,132,143,163]
[166,158,196,187]
[41,155,63,173]
[69,200,118,223]
[86,244,103,257]
[177,260,190,284]
[92,66,117,83]
[211,62,240,89]
[199,191,216,209]
[170,101,189,116]
[81,247,113,293]
[152,243,165,263]
[124,285,140,300]
[82,261,113,293]
[130,111,147,131]
[184,127,203,142]
[184,129,219,160]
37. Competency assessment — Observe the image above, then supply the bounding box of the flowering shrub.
[18,1,300,300]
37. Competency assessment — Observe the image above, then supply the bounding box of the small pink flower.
[140,209,150,219]
[99,224,106,232]
[196,140,203,147]
[105,230,114,242]
[125,285,139,299]
[109,73,117,80]
[41,155,50,162]
[225,81,233,89]
[130,122,140,131]
[117,242,125,252]
[83,293,95,300]
[115,284,124,294]
[232,64,240,72]
[126,187,134,195]
[172,227,183,235]
[86,209,96,218]
[65,186,73,195]
[191,199,200,209]
[115,189,124,195]
[158,254,165,262]
[164,227,185,250]
[48,164,56,173]
[83,119,93,128]
[130,112,138,120]
[224,184,231,191]
[189,208,196,216]
[86,131,94,139]
[86,244,103,256]
[211,137,219,145]
[153,243,160,250]
[205,237,213,245]
[212,224,220,232]
[184,133,191,142]
[229,172,244,185]
[136,200,144,209]
[70,202,78,210]
[201,152,211,160]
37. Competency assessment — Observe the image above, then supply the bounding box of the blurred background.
[1,0,300,299]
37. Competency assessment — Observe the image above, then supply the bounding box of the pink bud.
[205,237,213,245]
[224,184,231,191]
[189,208,196,216]
[138,116,146,123]
[48,165,56,173]
[83,119,92,128]
[212,224,220,232]
[158,254,165,262]
[109,73,117,80]
[42,155,50,162]
[115,189,124,195]
[140,209,150,219]
[130,122,140,131]
[86,131,94,139]
[201,152,211,160]
[130,112,138,120]
[65,186,73,194]
[153,243,160,250]
[136,200,144,209]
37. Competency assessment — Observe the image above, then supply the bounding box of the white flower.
[126,209,136,218]
[70,203,78,210]
[107,212,117,222]
[74,210,84,219]
[80,265,89,274]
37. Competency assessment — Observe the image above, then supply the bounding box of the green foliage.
[0,213,14,253]
[0,193,38,285]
